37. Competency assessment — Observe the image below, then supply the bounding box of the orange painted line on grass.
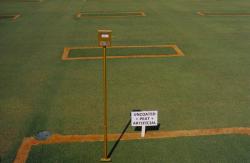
[61,47,70,60]
[0,14,21,20]
[197,11,205,16]
[14,138,37,163]
[63,54,181,61]
[0,0,42,2]
[13,14,21,20]
[61,44,184,61]
[14,127,250,163]
[172,44,184,56]
[76,11,146,18]
[197,11,250,16]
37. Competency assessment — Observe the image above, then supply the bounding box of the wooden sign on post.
[131,111,158,137]
[98,30,112,47]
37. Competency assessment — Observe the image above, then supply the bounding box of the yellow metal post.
[100,46,111,162]
[98,29,112,162]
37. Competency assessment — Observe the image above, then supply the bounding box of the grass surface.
[0,0,250,162]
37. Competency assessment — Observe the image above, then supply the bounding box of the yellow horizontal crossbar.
[62,45,184,61]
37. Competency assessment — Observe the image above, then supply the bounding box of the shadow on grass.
[107,110,159,157]
[108,119,131,158]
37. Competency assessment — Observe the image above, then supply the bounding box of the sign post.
[98,30,112,162]
[131,111,158,137]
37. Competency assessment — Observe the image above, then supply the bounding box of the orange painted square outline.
[14,127,250,163]
[61,45,184,61]
[76,11,146,18]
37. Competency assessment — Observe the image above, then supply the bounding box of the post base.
[100,157,112,162]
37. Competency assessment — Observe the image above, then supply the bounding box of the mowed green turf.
[0,0,250,162]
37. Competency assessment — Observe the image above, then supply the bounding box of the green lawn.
[0,0,250,162]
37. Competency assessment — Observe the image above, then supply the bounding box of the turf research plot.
[15,127,250,163]
[76,11,145,18]
[197,11,250,16]
[0,14,20,20]
[62,45,184,61]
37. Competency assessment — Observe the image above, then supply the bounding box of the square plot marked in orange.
[62,45,184,61]
[14,127,250,163]
[76,11,145,18]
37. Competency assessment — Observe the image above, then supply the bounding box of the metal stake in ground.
[98,30,112,162]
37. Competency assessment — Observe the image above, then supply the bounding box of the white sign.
[131,111,158,137]
[101,34,109,38]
